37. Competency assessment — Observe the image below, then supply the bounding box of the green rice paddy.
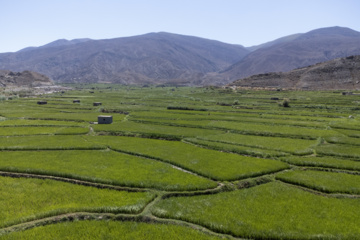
[87,135,289,181]
[152,181,360,239]
[0,150,216,191]
[0,85,359,239]
[0,221,225,240]
[276,169,360,194]
[0,176,155,228]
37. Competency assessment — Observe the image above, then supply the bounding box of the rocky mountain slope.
[0,70,53,88]
[229,55,360,90]
[0,32,248,85]
[219,27,360,83]
[1,27,359,87]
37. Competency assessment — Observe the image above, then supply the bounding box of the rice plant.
[0,176,155,228]
[316,143,360,159]
[0,135,105,150]
[281,155,360,171]
[0,150,216,191]
[93,121,225,139]
[0,220,225,240]
[86,136,289,181]
[0,126,89,136]
[276,169,360,194]
[184,138,288,158]
[152,181,360,239]
[194,133,316,155]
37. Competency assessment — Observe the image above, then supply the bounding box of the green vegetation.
[152,182,360,239]
[1,86,360,239]
[0,150,216,191]
[329,119,360,130]
[334,128,360,138]
[193,132,316,154]
[325,135,360,145]
[0,126,89,136]
[87,136,289,181]
[206,120,341,139]
[184,137,288,158]
[0,176,154,228]
[316,143,360,159]
[276,169,360,194]
[0,221,225,240]
[93,121,225,140]
[0,135,105,150]
[281,155,360,171]
[0,119,87,127]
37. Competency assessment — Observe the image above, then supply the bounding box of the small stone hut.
[98,115,113,124]
[93,102,102,106]
[37,101,47,105]
[73,99,80,103]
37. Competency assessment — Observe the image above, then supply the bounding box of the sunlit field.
[1,85,360,239]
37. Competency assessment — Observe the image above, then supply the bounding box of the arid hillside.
[220,27,360,83]
[0,33,248,85]
[0,70,53,88]
[1,27,359,86]
[229,55,360,90]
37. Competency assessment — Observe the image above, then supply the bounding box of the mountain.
[220,27,360,82]
[228,55,360,90]
[0,33,248,85]
[1,27,359,86]
[0,70,53,88]
[246,33,303,52]
[17,39,92,52]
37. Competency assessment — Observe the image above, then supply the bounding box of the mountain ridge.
[0,70,53,88]
[228,55,360,90]
[0,32,249,85]
[0,27,360,87]
[219,26,360,83]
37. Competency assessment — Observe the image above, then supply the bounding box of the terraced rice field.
[1,85,360,239]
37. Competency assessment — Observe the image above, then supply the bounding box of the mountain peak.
[0,33,248,85]
[1,27,360,87]
[297,26,360,40]
[219,26,360,82]
[40,38,92,49]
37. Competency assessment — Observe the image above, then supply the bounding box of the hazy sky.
[1,0,359,53]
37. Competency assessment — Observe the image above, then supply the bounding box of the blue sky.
[1,0,359,53]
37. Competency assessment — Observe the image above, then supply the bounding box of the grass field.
[152,181,360,239]
[0,126,89,136]
[0,221,225,240]
[280,155,360,171]
[276,169,360,194]
[87,135,289,181]
[1,86,360,239]
[93,121,225,140]
[193,132,317,154]
[184,137,288,158]
[316,143,360,159]
[0,150,216,191]
[0,135,105,150]
[0,176,155,228]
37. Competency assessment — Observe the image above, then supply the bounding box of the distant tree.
[282,98,290,107]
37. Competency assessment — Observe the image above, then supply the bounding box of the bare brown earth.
[1,27,359,86]
[220,27,360,83]
[228,55,360,90]
[0,33,248,86]
[0,70,53,88]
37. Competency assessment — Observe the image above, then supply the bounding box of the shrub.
[281,98,290,107]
